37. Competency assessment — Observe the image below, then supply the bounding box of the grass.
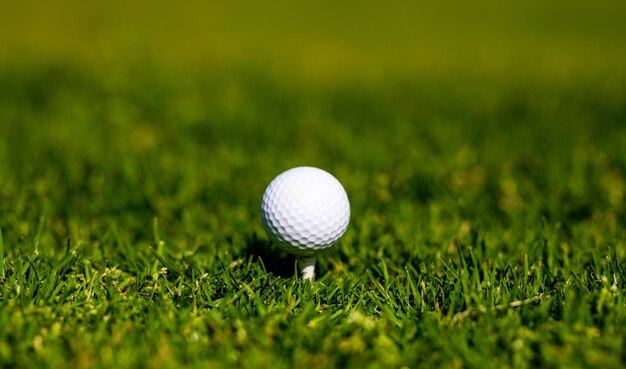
[0,62,625,368]
[1,4,626,365]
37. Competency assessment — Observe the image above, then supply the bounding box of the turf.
[0,63,625,368]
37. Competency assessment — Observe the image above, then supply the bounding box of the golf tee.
[297,256,317,281]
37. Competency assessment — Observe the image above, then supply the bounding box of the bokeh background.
[2,1,626,80]
[1,0,626,257]
[1,1,625,259]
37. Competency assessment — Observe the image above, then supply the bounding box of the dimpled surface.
[261,167,350,256]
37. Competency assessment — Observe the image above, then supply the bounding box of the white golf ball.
[261,166,350,256]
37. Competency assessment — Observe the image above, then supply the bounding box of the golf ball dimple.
[261,167,350,256]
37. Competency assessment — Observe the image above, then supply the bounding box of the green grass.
[1,63,626,369]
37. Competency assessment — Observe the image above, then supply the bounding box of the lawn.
[1,2,626,368]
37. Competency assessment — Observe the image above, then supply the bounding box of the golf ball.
[261,166,350,256]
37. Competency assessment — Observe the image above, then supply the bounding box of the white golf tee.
[297,256,317,281]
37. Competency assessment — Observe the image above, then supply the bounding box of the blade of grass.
[0,228,4,277]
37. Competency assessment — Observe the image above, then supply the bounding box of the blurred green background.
[1,0,625,277]
[2,1,626,80]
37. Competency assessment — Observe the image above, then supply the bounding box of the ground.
[1,2,626,368]
[1,65,625,368]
